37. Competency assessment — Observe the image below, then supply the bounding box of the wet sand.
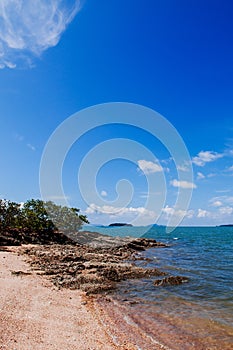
[94,294,233,350]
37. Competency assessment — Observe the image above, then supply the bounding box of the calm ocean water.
[84,225,233,348]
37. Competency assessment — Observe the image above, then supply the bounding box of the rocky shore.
[1,229,188,295]
[0,230,192,349]
[19,236,168,295]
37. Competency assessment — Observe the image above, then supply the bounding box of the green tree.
[0,198,88,234]
[0,199,22,231]
[44,201,89,234]
[21,199,55,233]
[22,199,88,234]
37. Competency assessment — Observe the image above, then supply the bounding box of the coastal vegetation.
[0,198,188,296]
[0,199,88,245]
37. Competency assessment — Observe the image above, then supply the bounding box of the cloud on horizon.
[0,0,81,69]
[197,208,210,218]
[85,203,155,218]
[162,205,194,219]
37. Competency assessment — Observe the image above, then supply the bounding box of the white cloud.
[137,160,163,174]
[192,151,223,167]
[100,190,107,197]
[177,162,191,172]
[85,203,154,218]
[211,200,223,207]
[177,165,188,172]
[195,205,233,222]
[162,206,194,219]
[219,206,233,215]
[0,0,81,68]
[197,172,205,180]
[197,209,210,218]
[162,206,174,216]
[170,179,197,189]
[210,196,233,206]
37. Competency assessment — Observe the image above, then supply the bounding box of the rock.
[0,227,168,252]
[6,229,170,295]
[20,241,166,295]
[126,238,168,251]
[154,276,189,286]
[0,228,74,246]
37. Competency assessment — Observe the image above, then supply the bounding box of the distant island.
[108,223,133,227]
[219,224,233,227]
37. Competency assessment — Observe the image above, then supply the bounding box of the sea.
[83,225,233,349]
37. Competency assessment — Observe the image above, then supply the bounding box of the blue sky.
[0,0,233,226]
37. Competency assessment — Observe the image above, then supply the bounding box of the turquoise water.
[84,225,233,348]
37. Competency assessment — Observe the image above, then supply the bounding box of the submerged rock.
[154,275,189,286]
[126,238,167,251]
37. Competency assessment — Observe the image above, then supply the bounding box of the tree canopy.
[0,199,89,235]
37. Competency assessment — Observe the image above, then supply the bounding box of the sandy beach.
[0,248,119,350]
[1,234,230,350]
[0,247,168,350]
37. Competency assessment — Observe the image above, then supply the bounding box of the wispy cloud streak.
[0,0,81,68]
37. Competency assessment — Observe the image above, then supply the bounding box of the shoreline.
[0,247,118,349]
[17,236,169,295]
[1,230,232,349]
[0,246,170,349]
[0,230,173,349]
